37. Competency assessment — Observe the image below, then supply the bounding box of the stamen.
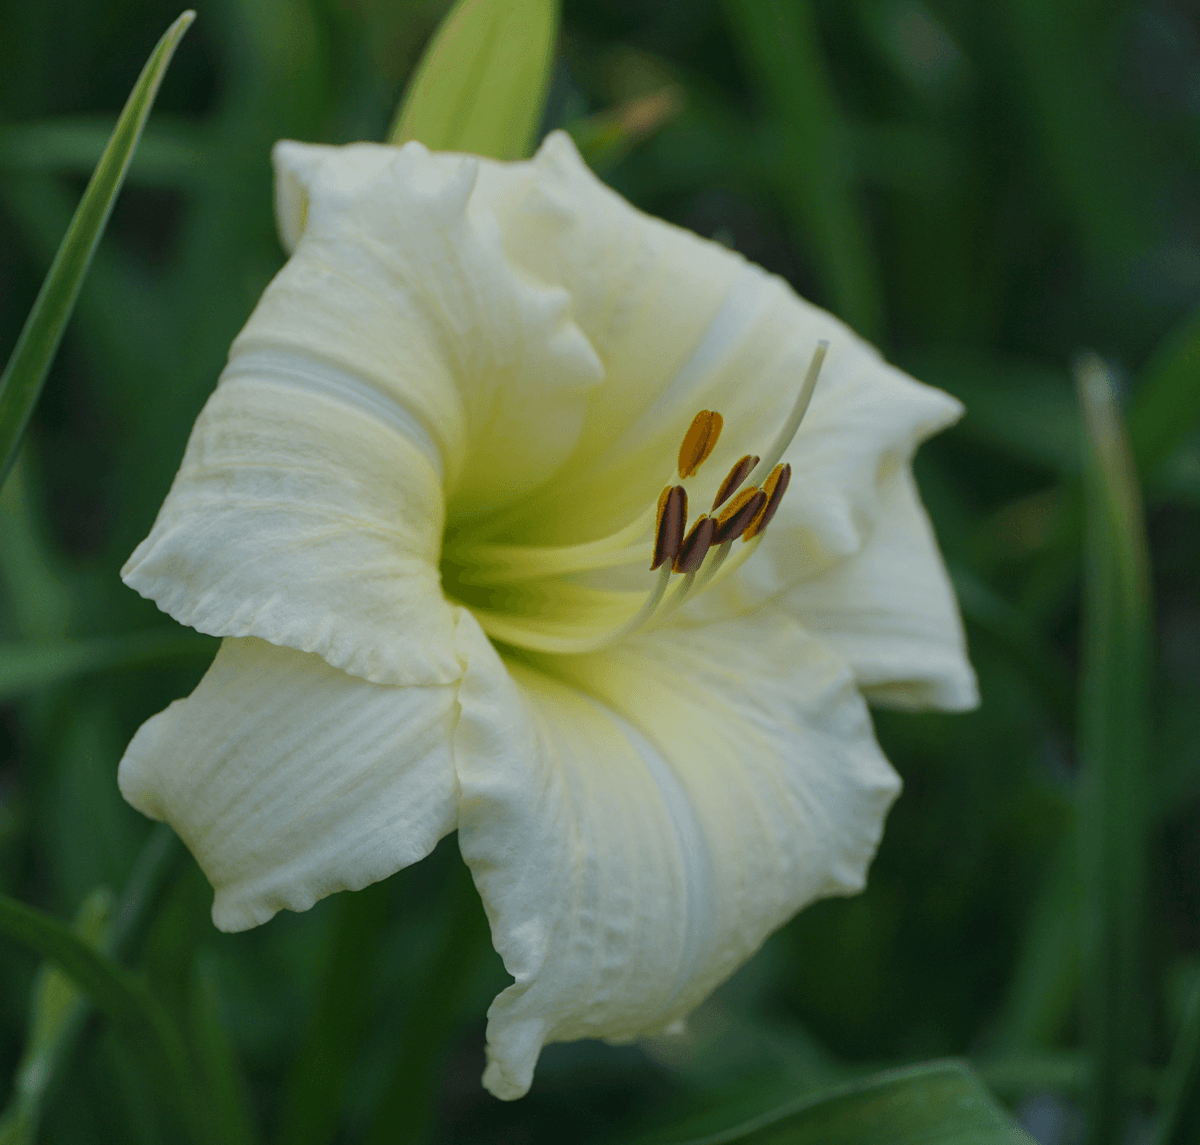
[678,410,723,478]
[744,463,791,539]
[712,454,759,510]
[650,485,687,570]
[748,341,827,485]
[713,486,767,544]
[673,515,715,573]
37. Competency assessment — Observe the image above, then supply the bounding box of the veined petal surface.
[125,137,606,683]
[464,133,963,571]
[123,377,459,686]
[452,609,898,1100]
[261,139,603,516]
[778,466,978,710]
[119,126,977,1103]
[694,440,977,710]
[119,636,460,932]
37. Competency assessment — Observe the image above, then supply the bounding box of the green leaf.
[388,0,558,160]
[906,350,1081,476]
[0,10,195,491]
[364,858,496,1145]
[1129,304,1200,481]
[190,952,260,1145]
[0,827,183,1145]
[950,565,1074,731]
[0,892,147,1023]
[1075,354,1152,1145]
[984,833,1079,1056]
[999,0,1158,270]
[0,454,72,639]
[276,884,391,1145]
[1149,967,1200,1145]
[0,888,112,1145]
[107,823,184,961]
[0,117,206,188]
[720,0,883,341]
[0,890,204,1143]
[0,630,216,701]
[632,1061,1033,1145]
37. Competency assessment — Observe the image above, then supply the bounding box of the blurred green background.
[1,0,1199,1142]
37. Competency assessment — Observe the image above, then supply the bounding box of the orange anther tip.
[677,410,723,479]
[714,487,767,544]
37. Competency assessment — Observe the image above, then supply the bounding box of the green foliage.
[1,0,1199,1142]
[1075,356,1152,1143]
[389,0,558,159]
[0,888,111,1144]
[720,0,883,341]
[635,1062,1034,1145]
[0,889,204,1141]
[0,11,194,490]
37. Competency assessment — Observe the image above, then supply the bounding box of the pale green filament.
[747,340,827,486]
[456,341,825,655]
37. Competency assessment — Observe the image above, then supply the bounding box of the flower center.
[440,341,828,655]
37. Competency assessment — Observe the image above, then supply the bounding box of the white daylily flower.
[117,131,976,1100]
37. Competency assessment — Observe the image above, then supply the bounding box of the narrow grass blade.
[275,883,391,1145]
[0,10,195,490]
[0,630,216,701]
[0,888,112,1145]
[629,1060,1033,1145]
[1074,353,1151,1145]
[1129,304,1200,480]
[985,832,1079,1054]
[720,0,883,340]
[0,827,182,1145]
[0,893,145,1021]
[190,952,260,1145]
[975,1052,1161,1103]
[0,453,72,639]
[364,859,494,1145]
[388,0,558,160]
[1000,0,1156,269]
[1150,972,1200,1145]
[107,823,183,961]
[950,565,1074,731]
[0,890,203,1143]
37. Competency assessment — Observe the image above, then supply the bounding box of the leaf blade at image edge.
[0,891,205,1143]
[0,10,195,489]
[388,0,557,160]
[634,1061,1034,1145]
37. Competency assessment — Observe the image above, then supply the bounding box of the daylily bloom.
[117,131,976,1099]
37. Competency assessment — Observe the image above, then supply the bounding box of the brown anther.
[651,485,687,570]
[713,486,768,544]
[673,515,716,574]
[744,463,792,540]
[712,454,759,511]
[677,410,723,479]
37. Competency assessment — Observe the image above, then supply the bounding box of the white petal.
[118,636,459,932]
[123,375,460,687]
[780,465,978,710]
[468,132,961,575]
[265,140,603,518]
[128,138,608,681]
[451,608,898,1099]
